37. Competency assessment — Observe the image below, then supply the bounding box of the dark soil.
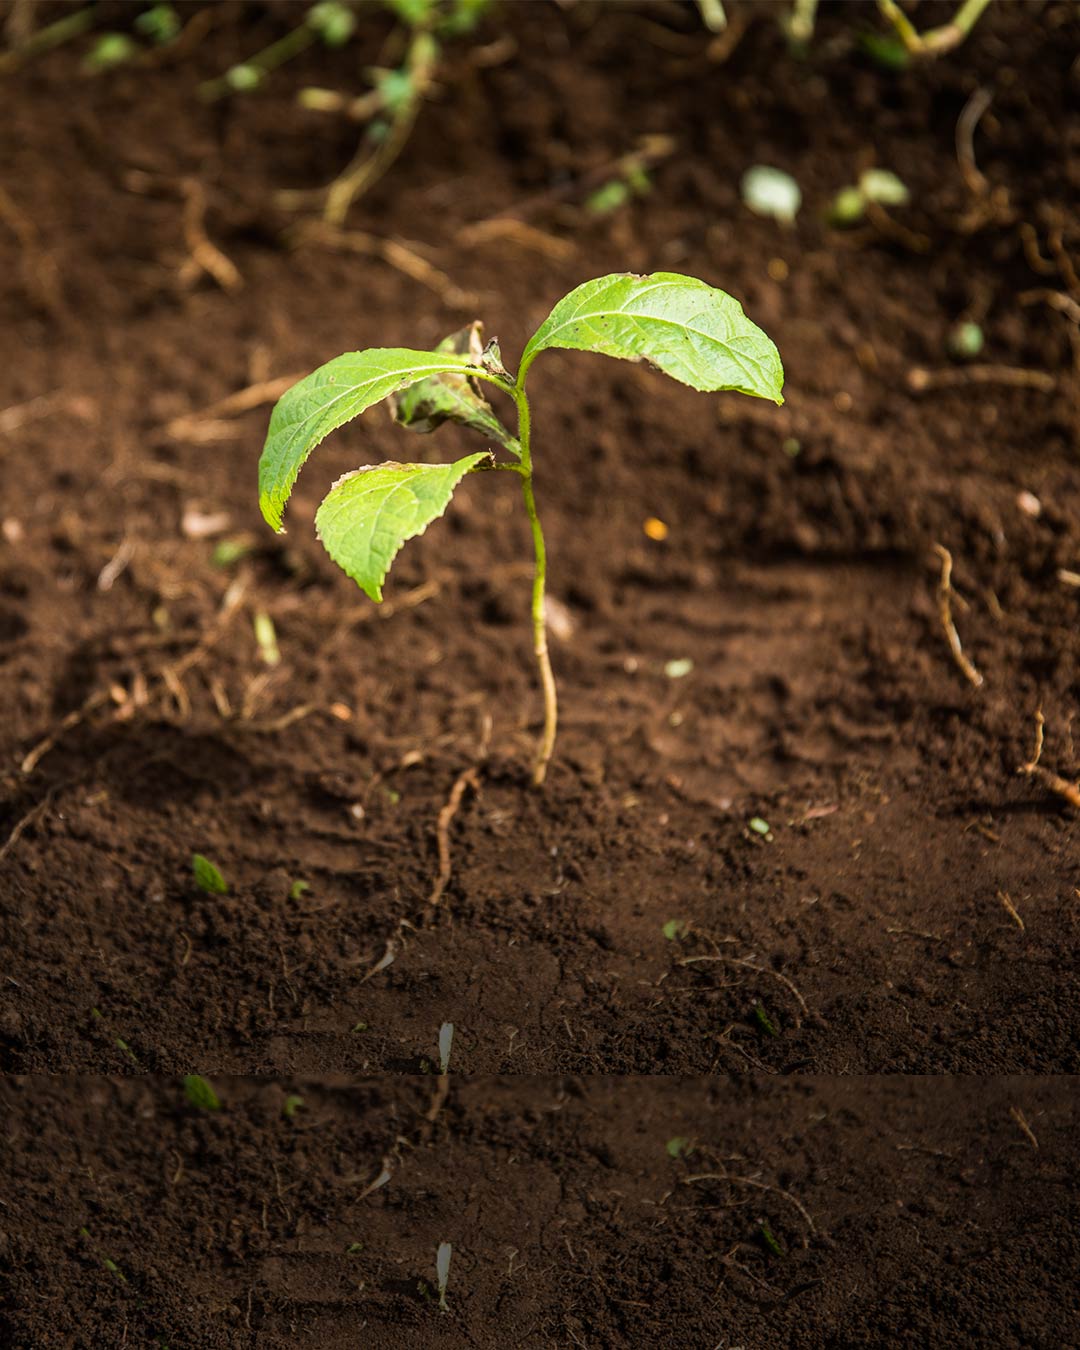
[2,1,1080,1076]
[2,1075,1078,1348]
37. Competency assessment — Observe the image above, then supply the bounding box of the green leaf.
[183,1074,222,1111]
[259,349,484,532]
[520,273,783,404]
[391,323,519,455]
[316,454,488,602]
[192,853,228,894]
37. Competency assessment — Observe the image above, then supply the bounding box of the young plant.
[258,272,783,785]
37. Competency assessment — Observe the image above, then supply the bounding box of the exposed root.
[932,544,984,688]
[864,199,930,253]
[997,890,1025,932]
[177,178,242,292]
[0,389,67,436]
[20,690,111,774]
[1017,709,1080,810]
[682,1168,817,1242]
[288,220,476,309]
[456,217,576,261]
[908,364,1056,395]
[1009,1105,1039,1150]
[0,787,59,864]
[427,714,492,908]
[678,954,812,1028]
[164,373,301,442]
[424,1072,450,1124]
[955,87,993,195]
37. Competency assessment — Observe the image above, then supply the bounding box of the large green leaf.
[390,323,520,456]
[315,454,488,601]
[258,349,482,532]
[519,272,783,403]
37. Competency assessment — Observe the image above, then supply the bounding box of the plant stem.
[511,386,557,786]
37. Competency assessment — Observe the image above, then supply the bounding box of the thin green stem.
[510,385,557,787]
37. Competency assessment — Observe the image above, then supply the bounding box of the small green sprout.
[84,33,137,71]
[283,1094,305,1118]
[258,274,782,786]
[759,1221,785,1256]
[436,1241,452,1312]
[749,817,773,840]
[666,1136,693,1158]
[829,168,910,227]
[135,5,181,45]
[662,919,689,941]
[183,1074,222,1111]
[211,537,253,568]
[192,853,228,895]
[948,321,985,360]
[753,1002,779,1037]
[288,879,311,900]
[741,166,801,225]
[346,1242,364,1255]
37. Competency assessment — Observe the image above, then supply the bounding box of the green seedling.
[192,853,228,895]
[283,1093,305,1118]
[749,816,773,840]
[829,168,909,227]
[741,166,801,225]
[288,879,311,900]
[83,33,138,71]
[183,1074,222,1111]
[948,320,985,360]
[135,5,181,45]
[662,919,689,941]
[586,162,651,217]
[759,1220,785,1257]
[876,0,993,58]
[211,537,253,568]
[258,272,783,785]
[666,1136,693,1158]
[753,1001,779,1037]
[346,1242,364,1254]
[200,1,358,100]
[436,1241,452,1312]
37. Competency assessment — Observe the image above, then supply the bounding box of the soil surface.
[2,1075,1077,1348]
[2,2,1080,1076]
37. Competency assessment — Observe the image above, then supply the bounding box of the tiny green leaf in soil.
[183,1074,222,1111]
[259,272,782,785]
[192,853,228,894]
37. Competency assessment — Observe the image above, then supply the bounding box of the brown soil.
[2,1075,1077,1348]
[2,1,1080,1081]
